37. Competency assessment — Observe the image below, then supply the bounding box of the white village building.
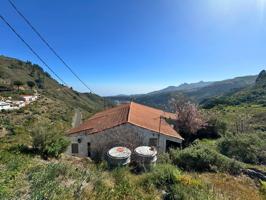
[20,95,38,104]
[0,101,11,110]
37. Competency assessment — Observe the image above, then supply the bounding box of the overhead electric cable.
[8,0,93,93]
[0,14,82,100]
[0,14,67,86]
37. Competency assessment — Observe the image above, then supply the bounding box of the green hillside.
[0,55,107,134]
[107,74,257,111]
[0,55,105,110]
[201,70,266,109]
[0,56,265,200]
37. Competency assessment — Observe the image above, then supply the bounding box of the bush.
[208,118,227,136]
[143,164,215,200]
[260,181,266,197]
[143,164,181,189]
[166,182,214,200]
[93,167,143,200]
[157,153,172,164]
[31,124,70,159]
[27,163,87,199]
[217,132,266,164]
[170,143,242,175]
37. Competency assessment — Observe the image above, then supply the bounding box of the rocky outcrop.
[242,168,266,181]
[256,70,266,86]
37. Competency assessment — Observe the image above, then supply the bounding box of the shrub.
[27,81,35,89]
[260,181,266,197]
[13,80,24,90]
[157,153,172,164]
[93,167,143,200]
[31,124,70,159]
[217,132,266,164]
[143,164,215,200]
[143,164,181,189]
[170,143,242,174]
[27,163,85,199]
[166,182,215,200]
[196,118,227,140]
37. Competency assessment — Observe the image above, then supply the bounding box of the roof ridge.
[90,103,130,118]
[130,101,174,115]
[127,101,132,122]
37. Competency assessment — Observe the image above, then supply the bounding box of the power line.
[1,13,106,110]
[8,0,93,93]
[0,14,81,100]
[0,14,68,86]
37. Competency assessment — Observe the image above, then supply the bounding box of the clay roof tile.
[68,102,183,140]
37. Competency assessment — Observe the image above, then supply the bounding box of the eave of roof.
[68,102,183,140]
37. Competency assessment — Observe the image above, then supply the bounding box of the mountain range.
[107,73,261,110]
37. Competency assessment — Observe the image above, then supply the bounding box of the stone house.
[66,102,183,159]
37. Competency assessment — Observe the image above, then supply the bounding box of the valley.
[0,56,265,200]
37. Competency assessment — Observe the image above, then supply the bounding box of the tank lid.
[134,146,157,157]
[108,146,131,159]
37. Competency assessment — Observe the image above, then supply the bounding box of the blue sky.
[1,0,266,96]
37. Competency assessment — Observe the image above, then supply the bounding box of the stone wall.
[66,123,182,159]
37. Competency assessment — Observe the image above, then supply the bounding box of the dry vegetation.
[0,56,266,200]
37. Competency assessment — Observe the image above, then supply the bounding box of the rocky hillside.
[0,55,106,134]
[201,70,266,109]
[107,74,257,110]
[256,70,266,86]
[147,81,213,95]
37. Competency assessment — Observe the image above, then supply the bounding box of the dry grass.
[197,173,264,200]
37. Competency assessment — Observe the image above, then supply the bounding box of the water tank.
[134,146,157,166]
[107,146,131,167]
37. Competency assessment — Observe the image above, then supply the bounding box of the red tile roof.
[68,102,183,140]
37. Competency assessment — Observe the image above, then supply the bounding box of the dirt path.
[72,109,83,128]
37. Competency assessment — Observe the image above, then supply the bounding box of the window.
[87,143,91,157]
[149,138,158,147]
[71,143,79,154]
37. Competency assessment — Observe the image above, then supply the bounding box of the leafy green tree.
[27,81,35,90]
[13,80,24,90]
[31,124,70,159]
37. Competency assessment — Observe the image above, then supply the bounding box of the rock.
[242,168,266,181]
[256,70,266,86]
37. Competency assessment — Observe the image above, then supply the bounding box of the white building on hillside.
[12,101,26,109]
[0,101,11,110]
[20,95,38,104]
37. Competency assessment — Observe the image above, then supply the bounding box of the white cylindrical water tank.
[134,146,157,165]
[107,146,131,167]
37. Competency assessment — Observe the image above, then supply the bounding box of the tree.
[171,96,205,143]
[31,123,70,159]
[27,81,35,90]
[13,80,24,90]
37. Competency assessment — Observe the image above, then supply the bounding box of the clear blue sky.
[1,0,266,96]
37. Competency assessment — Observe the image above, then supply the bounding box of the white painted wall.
[0,102,11,110]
